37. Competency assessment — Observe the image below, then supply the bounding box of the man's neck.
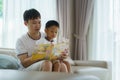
[27,32,41,40]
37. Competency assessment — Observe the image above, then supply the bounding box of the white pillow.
[0,54,20,69]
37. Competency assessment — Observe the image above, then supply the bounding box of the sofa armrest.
[74,60,108,68]
[0,48,17,59]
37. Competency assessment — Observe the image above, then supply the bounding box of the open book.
[31,42,69,61]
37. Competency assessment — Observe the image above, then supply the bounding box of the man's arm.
[18,53,40,68]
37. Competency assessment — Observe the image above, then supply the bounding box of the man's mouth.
[35,29,40,31]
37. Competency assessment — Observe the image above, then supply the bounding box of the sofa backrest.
[0,48,75,66]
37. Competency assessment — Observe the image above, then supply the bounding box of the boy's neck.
[45,36,54,42]
[27,32,41,40]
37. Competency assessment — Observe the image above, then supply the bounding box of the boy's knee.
[61,62,66,67]
[60,62,68,72]
[41,60,52,71]
[53,61,60,67]
[43,60,52,68]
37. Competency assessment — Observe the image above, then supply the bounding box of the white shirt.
[36,37,56,45]
[15,32,45,56]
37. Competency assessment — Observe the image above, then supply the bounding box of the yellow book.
[31,42,69,61]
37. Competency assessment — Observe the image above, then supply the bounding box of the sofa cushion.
[0,70,100,80]
[72,66,108,80]
[0,54,20,69]
[74,60,107,68]
[64,57,75,65]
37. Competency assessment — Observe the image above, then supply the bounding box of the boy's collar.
[45,37,54,42]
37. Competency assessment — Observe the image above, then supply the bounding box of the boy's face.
[24,17,41,34]
[45,26,59,40]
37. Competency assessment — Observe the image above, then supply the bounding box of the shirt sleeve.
[15,38,27,55]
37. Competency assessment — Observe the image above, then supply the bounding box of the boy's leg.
[60,61,68,72]
[41,60,52,72]
[52,60,60,72]
[62,61,71,73]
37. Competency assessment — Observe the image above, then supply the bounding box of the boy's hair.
[45,20,59,29]
[23,8,41,22]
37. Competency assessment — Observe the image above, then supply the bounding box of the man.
[16,8,52,71]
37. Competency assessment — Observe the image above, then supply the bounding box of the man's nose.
[36,24,40,28]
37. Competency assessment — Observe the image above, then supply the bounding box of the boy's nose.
[53,34,56,37]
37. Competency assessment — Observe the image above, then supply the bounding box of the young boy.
[36,20,71,72]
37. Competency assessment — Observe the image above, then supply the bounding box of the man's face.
[25,17,41,34]
[45,26,59,40]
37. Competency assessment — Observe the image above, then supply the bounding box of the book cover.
[31,42,69,61]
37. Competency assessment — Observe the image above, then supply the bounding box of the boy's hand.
[58,52,69,60]
[60,48,69,59]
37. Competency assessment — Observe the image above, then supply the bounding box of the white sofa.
[0,48,111,80]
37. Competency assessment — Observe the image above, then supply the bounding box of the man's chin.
[33,31,39,34]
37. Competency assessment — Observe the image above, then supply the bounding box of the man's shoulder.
[17,33,29,41]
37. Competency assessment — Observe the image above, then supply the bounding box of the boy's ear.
[24,21,28,26]
[45,28,47,33]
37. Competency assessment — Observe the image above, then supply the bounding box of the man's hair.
[23,8,41,22]
[45,20,59,29]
